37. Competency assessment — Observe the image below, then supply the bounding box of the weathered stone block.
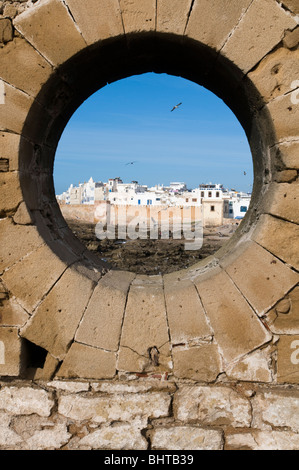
[263,182,299,225]
[225,430,299,451]
[117,345,149,374]
[58,392,171,424]
[226,346,274,383]
[0,171,23,216]
[75,270,135,352]
[267,286,299,334]
[0,37,53,98]
[33,353,60,381]
[0,158,9,172]
[13,0,87,66]
[0,132,20,171]
[13,201,34,225]
[194,268,271,363]
[172,343,222,382]
[57,342,117,380]
[118,276,172,373]
[277,334,299,384]
[283,26,299,49]
[272,141,299,170]
[0,386,54,416]
[0,18,13,44]
[222,0,297,73]
[252,389,299,432]
[65,0,124,45]
[2,242,77,312]
[253,215,299,271]
[274,169,298,183]
[164,277,212,345]
[0,218,44,273]
[267,93,299,141]
[78,419,148,450]
[47,380,90,393]
[156,0,192,35]
[281,0,299,14]
[186,0,252,51]
[23,422,71,451]
[20,264,95,359]
[173,385,251,427]
[91,380,176,394]
[119,0,156,33]
[0,82,33,134]
[0,411,22,447]
[151,426,223,451]
[248,47,299,102]
[0,327,22,376]
[3,4,18,19]
[0,297,28,327]
[221,241,299,315]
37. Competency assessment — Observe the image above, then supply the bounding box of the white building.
[107,179,147,205]
[169,182,187,193]
[56,177,251,222]
[56,177,105,205]
[223,190,251,219]
[197,183,224,199]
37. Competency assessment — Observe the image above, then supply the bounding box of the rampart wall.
[0,0,298,450]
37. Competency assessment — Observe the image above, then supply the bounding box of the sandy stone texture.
[13,0,87,65]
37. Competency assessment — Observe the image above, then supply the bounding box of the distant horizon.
[54,72,253,195]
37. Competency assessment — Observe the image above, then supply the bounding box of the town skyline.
[57,175,251,196]
[57,176,251,224]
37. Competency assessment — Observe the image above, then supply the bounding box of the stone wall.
[2,379,299,450]
[0,0,298,451]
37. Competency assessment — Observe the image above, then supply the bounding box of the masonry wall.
[2,379,299,450]
[0,0,299,451]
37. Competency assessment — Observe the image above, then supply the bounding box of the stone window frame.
[0,0,298,382]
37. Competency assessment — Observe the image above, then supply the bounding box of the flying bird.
[244,171,247,175]
[125,161,137,166]
[171,102,182,112]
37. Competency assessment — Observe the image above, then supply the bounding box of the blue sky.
[54,72,253,195]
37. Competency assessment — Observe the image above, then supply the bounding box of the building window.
[186,198,189,203]
[192,198,197,202]
[201,191,204,198]
[138,200,141,205]
[211,205,215,212]
[240,206,248,213]
[216,191,219,197]
[208,191,212,197]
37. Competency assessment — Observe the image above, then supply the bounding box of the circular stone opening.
[54,72,253,275]
[19,33,275,278]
